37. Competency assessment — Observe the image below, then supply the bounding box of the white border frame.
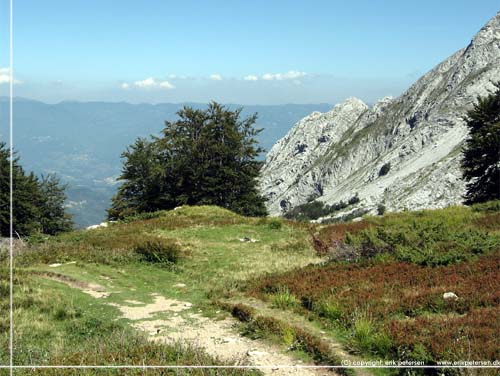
[6,1,499,373]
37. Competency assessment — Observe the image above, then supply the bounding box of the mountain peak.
[259,11,500,218]
[470,11,500,46]
[335,97,367,110]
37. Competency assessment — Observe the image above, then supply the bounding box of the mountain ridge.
[260,11,500,218]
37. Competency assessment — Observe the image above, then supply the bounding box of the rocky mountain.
[260,12,500,219]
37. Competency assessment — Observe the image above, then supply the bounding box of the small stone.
[239,237,258,243]
[443,292,459,301]
[49,263,62,267]
[221,337,238,344]
[246,350,268,358]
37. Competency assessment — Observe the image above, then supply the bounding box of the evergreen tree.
[109,102,267,219]
[461,84,500,204]
[0,142,72,236]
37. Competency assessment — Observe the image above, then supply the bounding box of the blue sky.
[0,0,499,104]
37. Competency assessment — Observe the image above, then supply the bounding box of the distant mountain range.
[260,11,500,219]
[0,98,331,227]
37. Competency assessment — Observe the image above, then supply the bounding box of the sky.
[0,0,499,105]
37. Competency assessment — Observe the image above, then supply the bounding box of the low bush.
[377,204,386,216]
[313,204,500,266]
[133,236,182,265]
[267,218,283,230]
[284,195,361,221]
[249,253,500,361]
[231,303,256,323]
[270,286,299,309]
[314,300,343,322]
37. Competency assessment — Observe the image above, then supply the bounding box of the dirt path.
[225,297,372,376]
[111,293,332,376]
[36,271,110,298]
[41,274,333,375]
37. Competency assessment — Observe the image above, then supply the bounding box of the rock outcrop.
[260,12,500,218]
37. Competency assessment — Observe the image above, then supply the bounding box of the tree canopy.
[0,142,73,236]
[461,84,500,204]
[109,102,267,219]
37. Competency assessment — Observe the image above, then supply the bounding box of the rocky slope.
[260,12,500,218]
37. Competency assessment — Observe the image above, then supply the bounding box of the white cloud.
[209,74,223,81]
[134,77,157,88]
[243,75,259,81]
[132,77,175,89]
[159,81,175,89]
[0,67,23,85]
[120,83,130,89]
[261,70,308,81]
[262,73,274,81]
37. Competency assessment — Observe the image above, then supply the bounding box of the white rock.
[239,237,258,243]
[86,222,109,230]
[443,292,459,301]
[246,350,268,358]
[48,263,62,267]
[259,12,500,218]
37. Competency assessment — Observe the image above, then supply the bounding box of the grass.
[2,205,320,372]
[4,202,499,374]
[0,263,259,375]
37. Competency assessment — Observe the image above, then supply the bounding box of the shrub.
[377,204,386,216]
[351,316,375,352]
[133,236,182,264]
[282,327,296,348]
[379,163,391,176]
[315,300,343,322]
[267,218,283,230]
[350,315,392,356]
[270,286,299,309]
[230,304,256,323]
[284,201,330,221]
[348,195,360,205]
[284,196,362,221]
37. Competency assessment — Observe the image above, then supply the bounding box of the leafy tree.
[461,84,500,204]
[0,142,72,236]
[37,174,73,235]
[109,102,267,219]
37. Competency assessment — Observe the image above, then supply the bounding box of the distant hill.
[0,98,331,227]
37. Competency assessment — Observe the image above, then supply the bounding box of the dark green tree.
[0,142,72,236]
[461,84,500,204]
[107,138,170,219]
[37,174,73,235]
[109,102,267,219]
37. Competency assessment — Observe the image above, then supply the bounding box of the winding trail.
[42,273,334,375]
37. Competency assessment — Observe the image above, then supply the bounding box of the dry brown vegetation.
[248,202,500,364]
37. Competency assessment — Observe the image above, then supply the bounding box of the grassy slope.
[1,206,319,374]
[1,203,498,375]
